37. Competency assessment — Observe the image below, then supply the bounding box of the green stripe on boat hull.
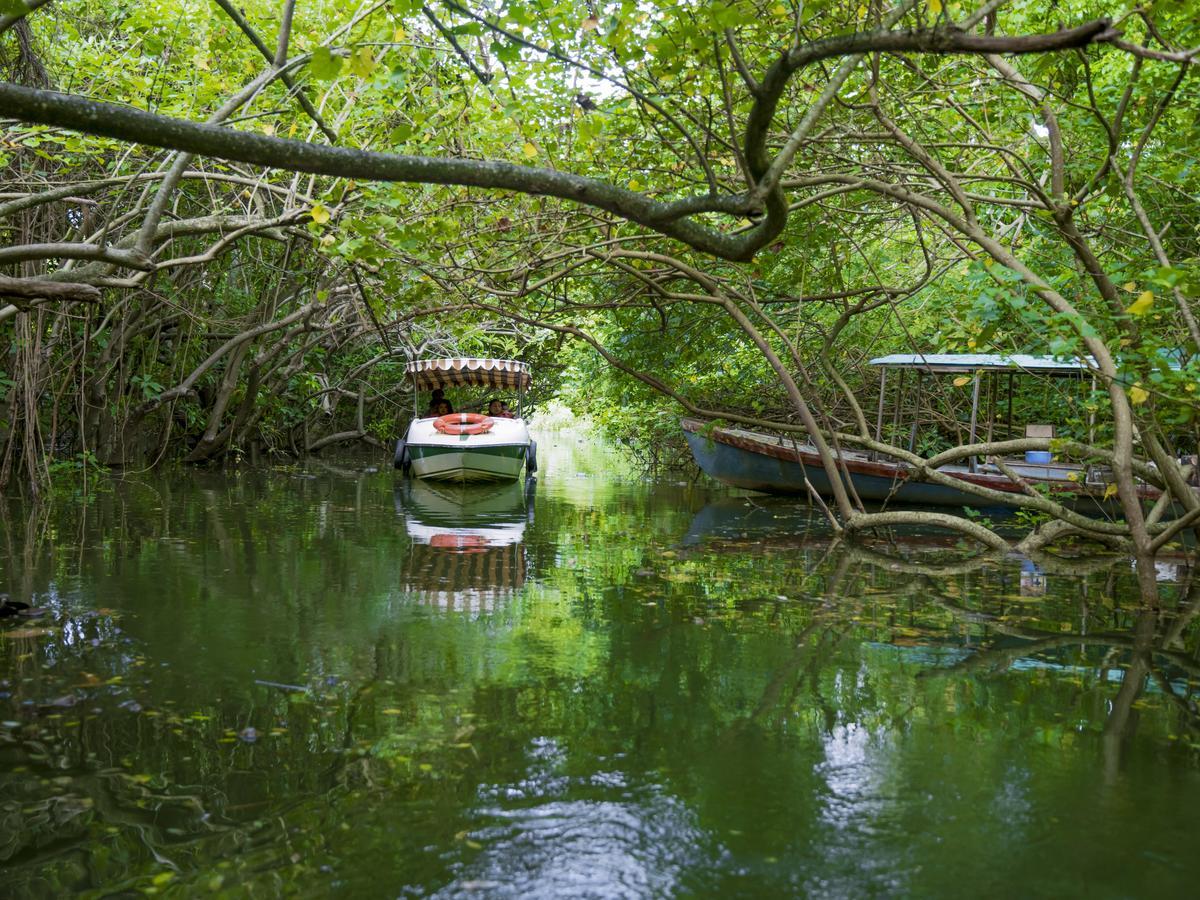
[407,444,526,483]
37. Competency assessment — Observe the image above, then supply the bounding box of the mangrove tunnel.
[2,0,1199,895]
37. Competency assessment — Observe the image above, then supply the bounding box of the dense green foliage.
[1,1,1198,565]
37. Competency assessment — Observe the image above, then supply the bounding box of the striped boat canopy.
[405,357,531,391]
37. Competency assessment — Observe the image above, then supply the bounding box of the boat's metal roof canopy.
[405,357,531,391]
[868,353,1093,377]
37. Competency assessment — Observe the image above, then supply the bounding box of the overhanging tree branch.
[0,20,1121,262]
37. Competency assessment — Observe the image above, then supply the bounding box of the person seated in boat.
[424,389,453,417]
[487,398,516,419]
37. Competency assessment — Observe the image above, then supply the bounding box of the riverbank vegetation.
[2,1,1198,592]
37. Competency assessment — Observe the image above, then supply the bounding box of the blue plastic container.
[1025,450,1052,464]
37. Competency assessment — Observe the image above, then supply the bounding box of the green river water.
[2,432,1199,897]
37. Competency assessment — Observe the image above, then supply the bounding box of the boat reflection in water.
[394,479,535,616]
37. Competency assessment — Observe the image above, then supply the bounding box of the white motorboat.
[395,357,536,483]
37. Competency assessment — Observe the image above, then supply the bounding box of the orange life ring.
[433,412,495,435]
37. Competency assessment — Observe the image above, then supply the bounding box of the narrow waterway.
[2,432,1199,897]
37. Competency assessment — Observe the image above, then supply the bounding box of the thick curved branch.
[0,82,755,258]
[0,242,151,269]
[0,0,52,36]
[0,19,1120,262]
[846,510,1011,551]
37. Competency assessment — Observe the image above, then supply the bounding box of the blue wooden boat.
[682,418,1045,509]
[681,353,1178,514]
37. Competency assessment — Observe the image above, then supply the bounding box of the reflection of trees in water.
[678,504,1200,774]
[920,570,1200,781]
[4,480,1200,891]
[719,535,1200,781]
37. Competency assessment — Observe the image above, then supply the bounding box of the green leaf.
[308,47,343,81]
[1125,291,1153,316]
[349,47,377,78]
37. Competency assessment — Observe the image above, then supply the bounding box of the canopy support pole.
[1006,372,1014,440]
[968,371,981,472]
[985,370,996,445]
[873,367,887,460]
[908,373,923,453]
[892,369,907,450]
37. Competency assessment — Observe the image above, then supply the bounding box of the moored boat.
[683,353,1189,514]
[681,417,1139,512]
[395,357,536,483]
